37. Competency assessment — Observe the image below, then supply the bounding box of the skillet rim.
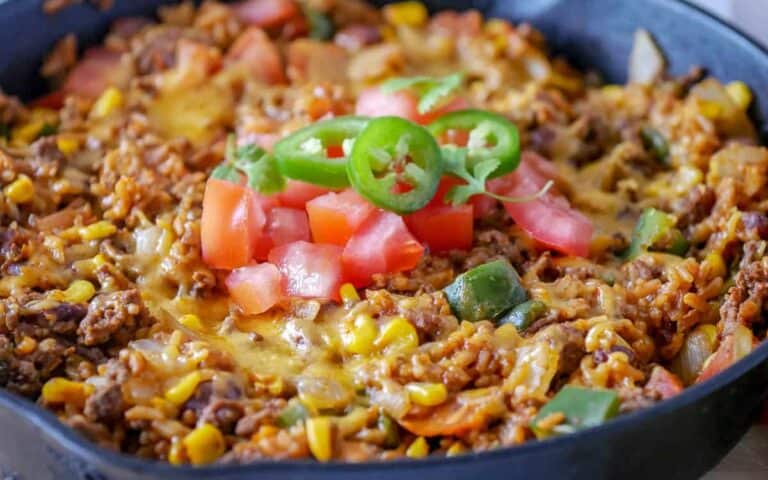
[0,0,767,475]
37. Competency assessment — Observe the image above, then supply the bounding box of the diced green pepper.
[443,260,527,322]
[623,207,689,260]
[306,9,334,40]
[377,414,400,449]
[276,400,310,428]
[499,300,547,331]
[531,386,620,438]
[640,126,669,165]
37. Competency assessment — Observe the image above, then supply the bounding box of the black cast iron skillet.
[1,1,767,479]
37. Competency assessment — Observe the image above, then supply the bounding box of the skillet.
[0,0,767,478]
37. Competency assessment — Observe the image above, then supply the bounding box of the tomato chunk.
[306,190,376,245]
[645,366,684,400]
[226,27,286,84]
[489,152,593,257]
[268,241,344,300]
[253,207,311,259]
[355,86,467,125]
[225,263,282,314]
[63,47,122,99]
[405,204,473,253]
[277,180,331,209]
[201,179,262,269]
[232,0,299,28]
[342,211,424,286]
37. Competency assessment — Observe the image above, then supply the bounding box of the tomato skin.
[645,366,684,400]
[253,207,311,260]
[342,211,424,286]
[201,178,261,270]
[225,263,282,314]
[355,87,467,125]
[268,241,345,300]
[489,152,593,257]
[470,194,498,219]
[306,190,376,245]
[226,27,286,84]
[232,0,299,28]
[405,204,473,253]
[31,90,65,109]
[277,180,331,209]
[63,47,122,98]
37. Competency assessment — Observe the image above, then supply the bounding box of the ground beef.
[719,252,768,336]
[0,227,30,273]
[77,290,150,347]
[199,398,245,434]
[84,383,125,423]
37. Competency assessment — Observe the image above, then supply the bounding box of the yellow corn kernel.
[80,221,117,241]
[41,377,94,406]
[167,439,185,465]
[267,377,285,396]
[4,175,34,203]
[446,442,465,457]
[339,283,360,304]
[15,336,37,355]
[374,316,418,352]
[182,423,225,466]
[92,253,108,267]
[341,313,378,355]
[601,85,624,102]
[165,371,203,406]
[56,135,80,155]
[380,24,397,42]
[178,313,203,331]
[254,424,279,441]
[11,120,45,145]
[383,1,428,27]
[63,280,96,304]
[406,436,429,458]
[697,99,722,119]
[405,382,448,407]
[704,251,727,278]
[725,81,752,110]
[91,87,124,119]
[305,417,333,462]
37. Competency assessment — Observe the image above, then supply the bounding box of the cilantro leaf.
[381,73,464,115]
[210,134,286,194]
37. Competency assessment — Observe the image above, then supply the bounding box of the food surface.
[0,0,766,465]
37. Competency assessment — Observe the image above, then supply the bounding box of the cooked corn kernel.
[254,424,279,440]
[11,120,45,145]
[697,99,722,119]
[167,439,185,465]
[374,316,418,352]
[91,87,124,119]
[601,85,624,102]
[4,175,34,203]
[80,221,117,241]
[405,382,448,406]
[380,24,397,42]
[406,436,429,458]
[704,251,727,278]
[63,280,96,303]
[726,81,752,110]
[383,1,427,27]
[41,377,94,406]
[339,283,360,304]
[56,136,80,155]
[15,336,37,355]
[178,313,203,330]
[182,423,225,465]
[165,371,203,405]
[446,442,465,457]
[267,377,285,396]
[342,313,378,355]
[92,253,108,267]
[305,416,333,462]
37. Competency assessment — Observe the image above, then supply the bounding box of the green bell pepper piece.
[624,207,689,260]
[443,259,527,322]
[499,300,547,331]
[531,386,620,438]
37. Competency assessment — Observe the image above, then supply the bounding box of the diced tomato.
[342,211,424,286]
[201,178,262,269]
[225,263,282,314]
[226,27,286,84]
[31,90,65,109]
[696,326,755,383]
[306,190,376,245]
[268,241,344,300]
[253,207,311,259]
[470,194,498,219]
[63,47,122,99]
[326,145,345,158]
[489,152,593,257]
[428,176,497,219]
[277,180,331,209]
[286,39,349,85]
[645,366,684,400]
[355,86,467,125]
[405,203,473,253]
[232,0,299,28]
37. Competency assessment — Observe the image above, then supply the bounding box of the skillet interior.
[0,1,767,479]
